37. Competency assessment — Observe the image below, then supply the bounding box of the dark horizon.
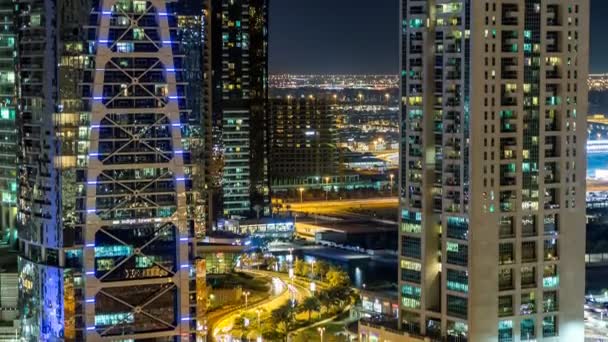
[271,0,608,75]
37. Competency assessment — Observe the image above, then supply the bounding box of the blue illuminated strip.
[176,177,186,181]
[86,243,95,248]
[158,12,168,16]
[169,96,178,100]
[101,11,111,15]
[171,123,181,127]
[87,181,97,185]
[89,152,99,157]
[90,124,100,129]
[86,271,95,276]
[180,237,188,242]
[166,68,175,72]
[86,298,95,303]
[163,40,172,44]
[180,264,189,269]
[174,150,183,154]
[181,316,190,321]
[93,96,102,100]
[87,209,96,213]
[95,68,104,71]
[98,39,108,44]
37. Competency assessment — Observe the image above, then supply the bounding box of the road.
[585,303,608,341]
[212,270,320,341]
[289,197,397,215]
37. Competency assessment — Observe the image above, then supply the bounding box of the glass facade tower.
[0,0,16,245]
[16,0,205,340]
[400,1,588,341]
[205,0,270,221]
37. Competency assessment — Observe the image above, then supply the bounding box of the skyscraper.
[204,0,270,221]
[400,1,588,341]
[17,1,206,340]
[269,95,339,182]
[0,0,17,245]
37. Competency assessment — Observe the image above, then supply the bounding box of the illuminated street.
[212,270,324,341]
[288,197,397,216]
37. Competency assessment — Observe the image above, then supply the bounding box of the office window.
[402,236,421,259]
[520,292,536,315]
[447,295,467,319]
[447,269,468,293]
[521,318,536,340]
[499,295,513,317]
[543,316,558,337]
[543,291,558,312]
[499,320,513,342]
[499,243,514,265]
[447,242,468,266]
[499,268,514,291]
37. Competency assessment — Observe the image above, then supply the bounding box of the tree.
[271,301,296,328]
[325,267,350,288]
[317,290,333,314]
[266,255,278,271]
[315,260,330,279]
[293,258,309,276]
[299,296,321,321]
[328,286,354,306]
[233,313,254,338]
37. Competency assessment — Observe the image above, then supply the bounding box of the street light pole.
[244,291,250,308]
[298,187,304,203]
[389,173,394,195]
[324,177,330,201]
[317,327,325,342]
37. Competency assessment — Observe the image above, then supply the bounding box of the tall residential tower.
[0,0,17,245]
[205,0,270,222]
[399,1,588,341]
[269,95,339,182]
[17,0,206,340]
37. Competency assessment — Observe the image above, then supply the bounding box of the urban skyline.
[0,0,601,341]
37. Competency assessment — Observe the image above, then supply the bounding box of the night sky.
[270,0,608,75]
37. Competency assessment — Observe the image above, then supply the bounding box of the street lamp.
[317,327,325,342]
[385,93,390,105]
[357,93,363,105]
[310,259,316,279]
[243,291,251,308]
[324,177,330,201]
[389,174,394,195]
[298,187,304,203]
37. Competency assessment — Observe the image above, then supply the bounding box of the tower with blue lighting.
[16,0,206,340]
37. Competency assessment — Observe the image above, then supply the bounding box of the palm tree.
[318,290,332,314]
[300,296,321,321]
[232,315,250,338]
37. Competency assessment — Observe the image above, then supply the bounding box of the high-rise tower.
[204,0,270,221]
[0,0,17,246]
[399,1,588,341]
[269,95,339,181]
[16,0,206,340]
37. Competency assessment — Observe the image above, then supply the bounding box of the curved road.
[212,270,324,341]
